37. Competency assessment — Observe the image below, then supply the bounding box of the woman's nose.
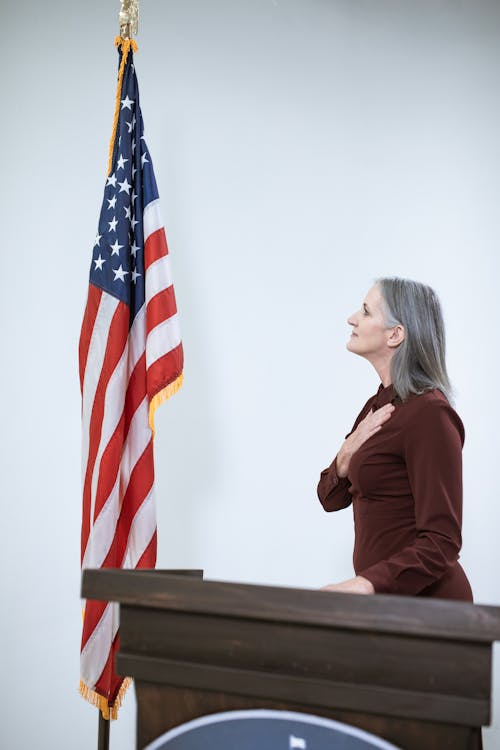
[347,313,357,326]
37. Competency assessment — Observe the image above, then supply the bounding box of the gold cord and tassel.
[107,0,139,173]
[107,36,138,176]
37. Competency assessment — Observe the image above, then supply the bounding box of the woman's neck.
[370,359,392,388]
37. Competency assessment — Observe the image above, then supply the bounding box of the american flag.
[79,39,183,717]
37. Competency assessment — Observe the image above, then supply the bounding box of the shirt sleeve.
[357,399,465,595]
[317,455,352,511]
[317,396,375,512]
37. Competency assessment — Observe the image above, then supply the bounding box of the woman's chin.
[346,339,366,358]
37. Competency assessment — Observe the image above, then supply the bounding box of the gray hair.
[376,277,453,403]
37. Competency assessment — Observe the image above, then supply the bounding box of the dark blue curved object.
[145,709,403,750]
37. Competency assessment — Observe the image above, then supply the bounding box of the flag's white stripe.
[119,397,152,489]
[145,255,173,306]
[146,313,181,368]
[128,302,146,369]
[88,342,128,548]
[82,397,152,569]
[84,304,147,566]
[143,198,163,243]
[123,487,157,569]
[81,602,119,687]
[81,294,120,485]
[82,473,120,570]
[110,599,120,656]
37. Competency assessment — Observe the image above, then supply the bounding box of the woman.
[317,277,473,601]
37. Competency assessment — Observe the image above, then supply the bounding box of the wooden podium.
[82,570,500,750]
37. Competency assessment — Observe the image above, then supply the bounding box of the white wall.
[1,1,499,748]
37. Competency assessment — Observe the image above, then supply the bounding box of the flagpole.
[98,712,110,750]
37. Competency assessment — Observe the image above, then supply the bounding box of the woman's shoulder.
[401,389,465,443]
[406,387,450,406]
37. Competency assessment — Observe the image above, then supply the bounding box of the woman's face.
[346,284,392,361]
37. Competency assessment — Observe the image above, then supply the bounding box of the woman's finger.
[376,408,395,424]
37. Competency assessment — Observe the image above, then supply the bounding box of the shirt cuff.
[356,562,397,595]
[321,456,347,491]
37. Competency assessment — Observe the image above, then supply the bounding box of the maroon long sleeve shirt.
[317,383,473,601]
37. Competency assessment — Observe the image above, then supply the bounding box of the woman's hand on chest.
[336,403,395,477]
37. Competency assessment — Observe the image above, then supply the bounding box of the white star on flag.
[116,154,128,170]
[108,216,118,232]
[109,240,123,256]
[121,95,134,110]
[106,173,117,187]
[118,178,131,194]
[113,264,129,282]
[94,255,105,270]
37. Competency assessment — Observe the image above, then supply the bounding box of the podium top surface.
[81,569,500,644]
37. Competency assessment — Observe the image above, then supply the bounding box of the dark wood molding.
[81,569,500,643]
[117,652,489,726]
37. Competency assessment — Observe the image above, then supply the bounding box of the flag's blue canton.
[90,51,159,323]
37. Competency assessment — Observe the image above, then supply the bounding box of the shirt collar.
[374,382,400,408]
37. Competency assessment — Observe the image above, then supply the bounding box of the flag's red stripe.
[94,633,123,707]
[90,637,114,700]
[92,353,148,523]
[81,301,129,562]
[146,285,178,331]
[79,285,102,394]
[92,412,125,523]
[144,227,168,271]
[116,443,155,566]
[81,601,108,651]
[123,352,147,438]
[147,343,184,400]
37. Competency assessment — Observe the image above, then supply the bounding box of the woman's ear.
[387,324,405,348]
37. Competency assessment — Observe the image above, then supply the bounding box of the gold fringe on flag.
[79,678,133,721]
[107,37,138,176]
[149,373,184,435]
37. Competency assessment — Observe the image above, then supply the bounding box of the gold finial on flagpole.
[119,0,139,39]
